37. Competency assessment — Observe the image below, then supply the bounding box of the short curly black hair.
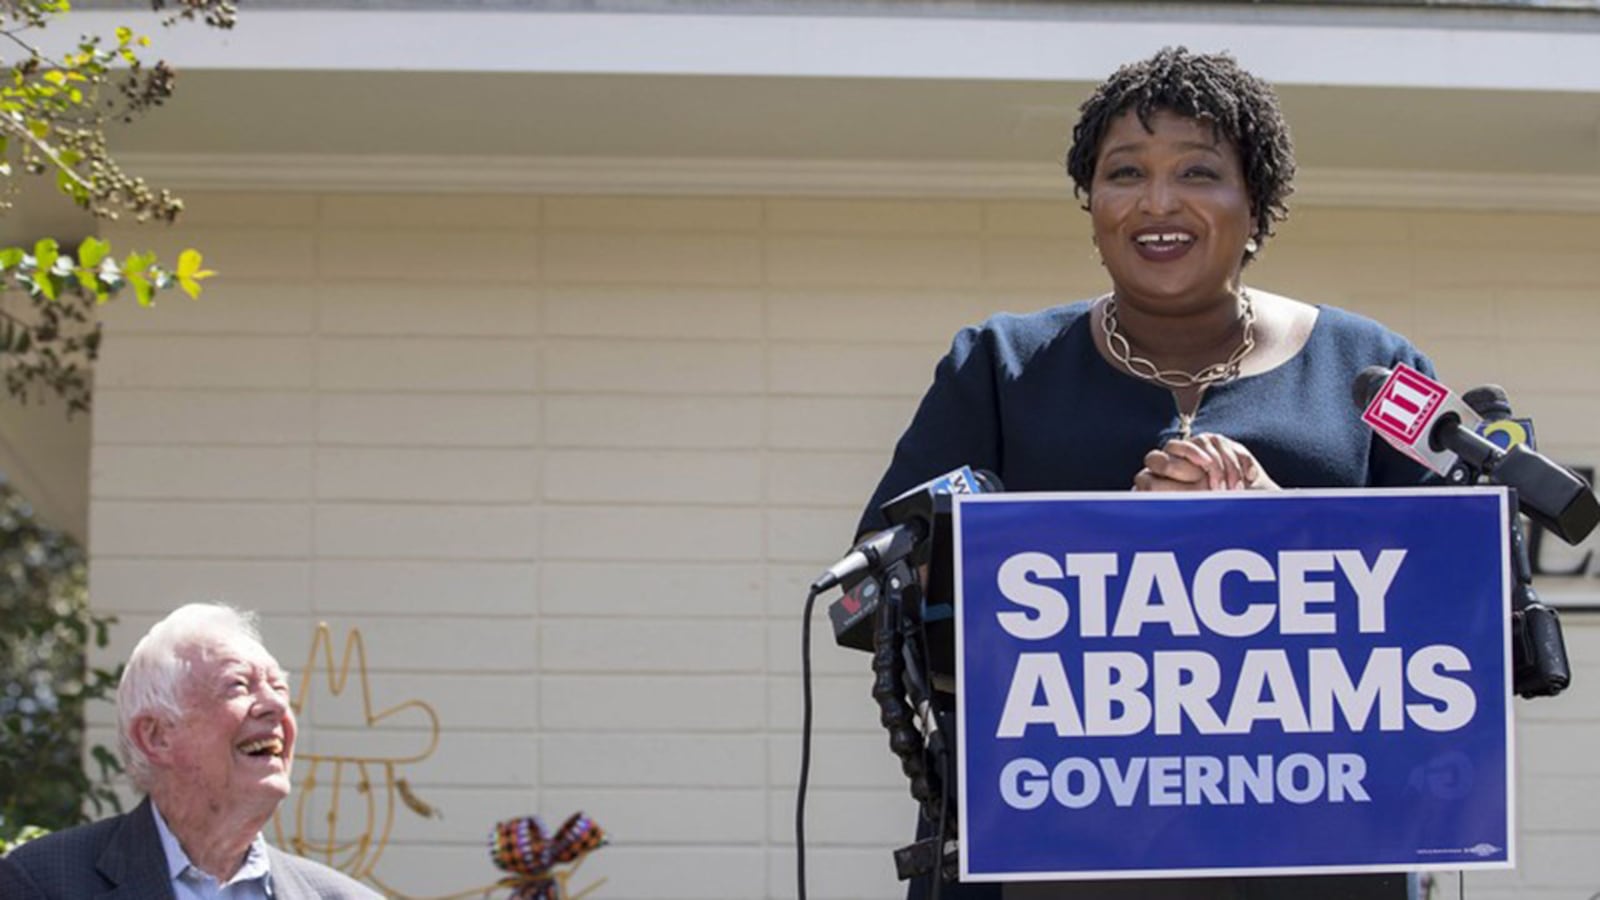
[1065,47,1295,259]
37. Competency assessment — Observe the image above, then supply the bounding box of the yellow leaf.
[179,273,212,298]
[176,249,212,278]
[177,268,215,299]
[176,249,215,299]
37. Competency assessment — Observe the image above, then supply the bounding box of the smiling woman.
[1068,49,1316,472]
[852,47,1438,900]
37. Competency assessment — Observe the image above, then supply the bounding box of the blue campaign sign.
[953,490,1513,882]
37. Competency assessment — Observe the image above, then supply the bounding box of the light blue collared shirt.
[150,802,274,900]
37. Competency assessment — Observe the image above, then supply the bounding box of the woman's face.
[1089,108,1254,314]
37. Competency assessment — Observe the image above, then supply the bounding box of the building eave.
[119,153,1600,213]
[50,7,1600,92]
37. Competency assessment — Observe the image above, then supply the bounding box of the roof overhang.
[44,5,1600,204]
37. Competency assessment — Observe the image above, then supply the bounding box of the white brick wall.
[86,193,1600,900]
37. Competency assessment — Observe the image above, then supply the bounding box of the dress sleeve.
[854,325,1003,538]
[1365,344,1443,488]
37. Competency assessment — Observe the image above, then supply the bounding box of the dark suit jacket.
[4,797,381,900]
[0,853,46,900]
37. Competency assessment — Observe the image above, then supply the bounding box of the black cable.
[908,579,949,900]
[797,585,821,900]
[803,555,952,895]
[930,776,948,900]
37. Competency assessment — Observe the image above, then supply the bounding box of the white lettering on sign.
[993,645,1472,739]
[994,548,1406,641]
[998,752,1372,810]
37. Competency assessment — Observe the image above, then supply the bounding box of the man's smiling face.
[164,632,297,819]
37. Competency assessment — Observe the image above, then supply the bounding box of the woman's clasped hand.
[1134,433,1280,492]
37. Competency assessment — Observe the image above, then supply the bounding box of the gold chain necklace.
[1100,290,1257,439]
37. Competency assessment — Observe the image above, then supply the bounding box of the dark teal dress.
[856,301,1434,900]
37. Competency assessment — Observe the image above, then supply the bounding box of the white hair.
[116,602,264,793]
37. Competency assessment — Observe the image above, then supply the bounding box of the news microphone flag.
[1479,418,1536,452]
[1360,364,1483,476]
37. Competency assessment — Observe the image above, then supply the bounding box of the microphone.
[1352,363,1485,477]
[1462,384,1538,453]
[811,525,921,595]
[811,466,995,595]
[1354,366,1599,545]
[1463,384,1572,697]
[822,467,1002,660]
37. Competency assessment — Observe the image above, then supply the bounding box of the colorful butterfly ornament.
[491,813,608,900]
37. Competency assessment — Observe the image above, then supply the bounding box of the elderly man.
[5,603,378,899]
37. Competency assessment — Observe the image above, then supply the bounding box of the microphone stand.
[1451,460,1572,698]
[1506,496,1572,697]
[1450,385,1579,697]
[871,557,959,884]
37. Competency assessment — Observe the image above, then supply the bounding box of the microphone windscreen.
[1462,385,1512,420]
[973,469,1005,493]
[1351,366,1392,412]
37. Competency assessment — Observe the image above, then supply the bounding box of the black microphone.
[811,524,921,595]
[811,466,996,594]
[821,467,1002,656]
[1355,367,1599,544]
[1462,384,1573,697]
[1462,384,1513,423]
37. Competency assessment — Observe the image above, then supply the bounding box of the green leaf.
[56,168,86,203]
[92,745,119,771]
[76,237,108,269]
[0,248,24,271]
[123,251,154,274]
[127,271,152,307]
[33,239,58,276]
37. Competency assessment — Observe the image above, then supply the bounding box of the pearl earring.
[1245,238,1260,255]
